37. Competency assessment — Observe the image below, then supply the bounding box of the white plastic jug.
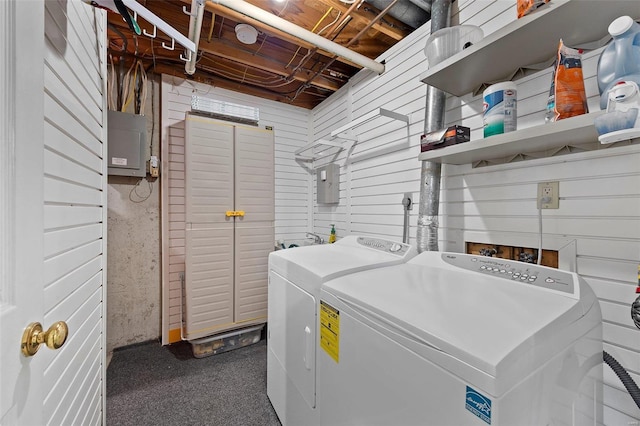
[597,16,640,109]
[606,81,640,114]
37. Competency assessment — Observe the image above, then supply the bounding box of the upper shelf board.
[417,112,613,165]
[419,0,640,96]
[294,108,411,166]
[330,108,410,138]
[294,139,343,161]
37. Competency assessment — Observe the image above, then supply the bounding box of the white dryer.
[267,236,416,426]
[317,251,603,426]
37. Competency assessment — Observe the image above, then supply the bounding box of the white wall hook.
[183,6,196,16]
[162,38,175,51]
[180,50,193,62]
[120,0,195,52]
[143,24,157,38]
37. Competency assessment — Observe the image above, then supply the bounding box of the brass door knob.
[21,321,69,357]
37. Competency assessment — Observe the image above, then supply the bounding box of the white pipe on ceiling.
[208,0,386,75]
[185,0,206,75]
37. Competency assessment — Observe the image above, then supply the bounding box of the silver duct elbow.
[417,160,442,252]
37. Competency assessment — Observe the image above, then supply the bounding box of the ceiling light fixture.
[235,24,258,44]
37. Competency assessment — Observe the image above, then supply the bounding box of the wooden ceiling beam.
[192,1,365,70]
[311,0,410,41]
[197,38,341,91]
[106,17,342,92]
[103,0,412,109]
[152,63,320,109]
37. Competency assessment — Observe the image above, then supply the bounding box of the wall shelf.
[294,139,343,162]
[417,112,640,167]
[296,108,410,167]
[419,0,640,96]
[330,108,410,139]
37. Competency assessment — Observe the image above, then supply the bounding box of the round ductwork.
[366,0,431,29]
[235,24,258,44]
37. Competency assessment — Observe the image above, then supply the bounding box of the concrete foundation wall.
[107,77,161,353]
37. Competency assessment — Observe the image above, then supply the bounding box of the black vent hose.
[632,294,640,330]
[603,350,640,410]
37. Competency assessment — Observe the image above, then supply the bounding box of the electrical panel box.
[317,163,339,204]
[107,110,147,177]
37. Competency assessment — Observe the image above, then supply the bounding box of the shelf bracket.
[330,108,409,137]
[296,108,411,169]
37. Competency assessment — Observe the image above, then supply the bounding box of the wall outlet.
[537,181,559,209]
[149,155,159,178]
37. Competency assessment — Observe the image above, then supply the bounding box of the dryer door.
[268,271,317,409]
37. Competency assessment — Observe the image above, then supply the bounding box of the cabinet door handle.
[225,210,245,217]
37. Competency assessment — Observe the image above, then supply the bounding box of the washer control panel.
[357,237,410,256]
[441,253,575,294]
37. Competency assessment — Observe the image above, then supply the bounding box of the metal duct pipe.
[416,0,451,253]
[208,0,385,75]
[367,0,430,29]
[185,0,205,75]
[407,0,433,14]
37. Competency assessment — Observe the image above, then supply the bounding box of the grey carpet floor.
[106,339,281,426]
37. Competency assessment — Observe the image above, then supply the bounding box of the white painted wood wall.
[43,1,107,423]
[311,0,640,423]
[160,76,311,343]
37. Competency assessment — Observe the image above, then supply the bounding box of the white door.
[0,1,47,423]
[1,1,107,424]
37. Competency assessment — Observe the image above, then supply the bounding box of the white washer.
[317,251,603,426]
[267,236,416,426]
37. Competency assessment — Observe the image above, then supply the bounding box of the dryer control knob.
[389,243,402,252]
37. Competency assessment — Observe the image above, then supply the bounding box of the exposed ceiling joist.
[312,0,410,41]
[104,0,429,109]
[197,38,342,91]
[153,62,325,109]
[193,1,365,69]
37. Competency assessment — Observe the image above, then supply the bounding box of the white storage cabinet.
[184,113,274,340]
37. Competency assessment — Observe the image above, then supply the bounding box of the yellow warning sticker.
[320,301,340,363]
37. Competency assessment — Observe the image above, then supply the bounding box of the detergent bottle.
[328,224,336,244]
[597,15,640,109]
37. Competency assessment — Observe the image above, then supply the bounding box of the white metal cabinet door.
[234,223,272,323]
[185,115,236,338]
[185,114,235,224]
[185,225,235,340]
[234,125,273,323]
[234,125,274,224]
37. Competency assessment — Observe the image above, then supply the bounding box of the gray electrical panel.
[317,163,339,204]
[107,110,147,177]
